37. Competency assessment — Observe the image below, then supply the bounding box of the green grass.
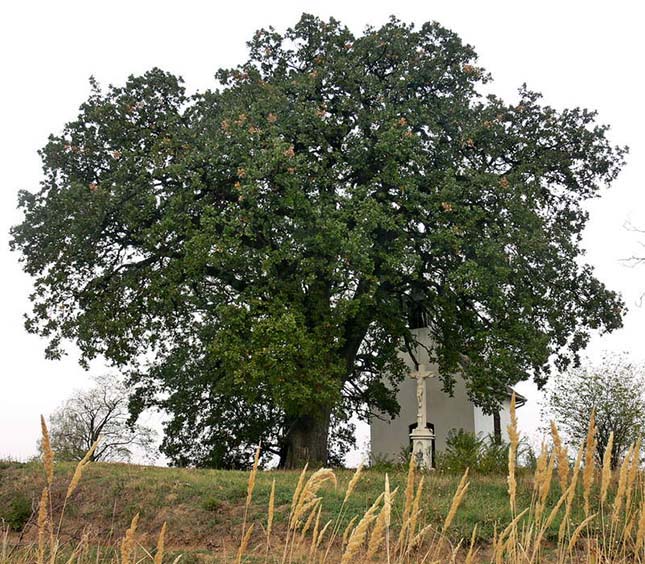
[0,459,594,558]
[0,461,508,533]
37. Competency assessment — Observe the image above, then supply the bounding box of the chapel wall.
[369,327,476,462]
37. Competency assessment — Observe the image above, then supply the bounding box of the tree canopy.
[11,15,626,467]
[542,354,645,469]
[41,374,156,463]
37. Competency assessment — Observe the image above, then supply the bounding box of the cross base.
[410,427,435,471]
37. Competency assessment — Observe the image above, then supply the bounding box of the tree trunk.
[493,410,502,445]
[280,409,331,469]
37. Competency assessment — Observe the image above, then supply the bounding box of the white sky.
[1,0,644,463]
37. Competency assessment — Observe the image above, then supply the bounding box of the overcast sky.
[1,0,643,464]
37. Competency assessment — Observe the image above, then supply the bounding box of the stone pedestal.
[410,364,435,471]
[410,426,435,470]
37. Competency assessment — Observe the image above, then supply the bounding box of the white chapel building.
[369,326,526,464]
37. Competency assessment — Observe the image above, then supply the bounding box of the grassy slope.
[0,460,567,561]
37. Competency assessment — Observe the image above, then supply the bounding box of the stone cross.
[409,364,435,470]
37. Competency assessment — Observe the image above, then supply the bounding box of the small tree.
[42,375,156,462]
[542,354,645,468]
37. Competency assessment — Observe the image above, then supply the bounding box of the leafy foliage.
[439,429,482,472]
[11,14,626,466]
[1,493,32,531]
[436,430,510,474]
[542,353,645,468]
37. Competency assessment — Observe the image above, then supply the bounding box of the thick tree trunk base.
[280,411,330,469]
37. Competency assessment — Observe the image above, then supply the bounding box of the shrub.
[438,429,483,473]
[436,430,512,474]
[2,493,32,531]
[478,436,510,474]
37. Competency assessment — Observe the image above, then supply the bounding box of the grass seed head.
[402,454,416,523]
[559,442,585,542]
[567,513,597,553]
[397,457,418,552]
[635,502,645,553]
[235,522,254,564]
[551,420,569,491]
[292,468,336,527]
[65,440,98,501]
[120,512,139,564]
[299,498,321,536]
[309,504,322,554]
[291,463,309,515]
[315,519,333,550]
[366,475,393,560]
[343,463,363,504]
[625,437,641,518]
[342,515,359,547]
[507,393,519,514]
[613,444,632,522]
[267,478,276,540]
[583,409,597,517]
[37,487,49,564]
[408,475,425,541]
[40,415,54,488]
[465,524,479,564]
[154,522,167,564]
[444,468,470,532]
[245,445,261,507]
[341,493,383,564]
[600,431,615,505]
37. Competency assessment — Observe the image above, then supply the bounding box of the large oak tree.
[11,15,626,468]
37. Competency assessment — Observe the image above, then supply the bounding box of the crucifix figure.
[409,364,435,470]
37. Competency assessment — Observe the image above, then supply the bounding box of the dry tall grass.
[2,417,174,564]
[3,406,645,562]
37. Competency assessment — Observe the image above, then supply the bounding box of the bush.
[478,436,510,474]
[2,493,32,531]
[436,429,510,474]
[438,429,482,473]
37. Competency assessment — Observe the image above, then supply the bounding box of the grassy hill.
[0,459,531,561]
[0,456,637,563]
